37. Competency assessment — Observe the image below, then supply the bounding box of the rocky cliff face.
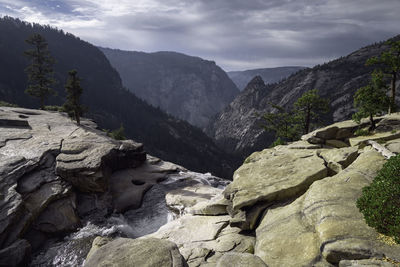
[2,107,400,266]
[208,35,400,157]
[100,48,239,129]
[227,66,306,91]
[0,107,228,266]
[85,113,400,267]
[0,17,238,178]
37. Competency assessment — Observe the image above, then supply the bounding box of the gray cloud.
[0,0,399,70]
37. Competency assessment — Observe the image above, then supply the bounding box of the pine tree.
[366,40,400,114]
[24,33,56,109]
[261,104,301,144]
[294,89,329,134]
[63,70,84,124]
[352,70,389,130]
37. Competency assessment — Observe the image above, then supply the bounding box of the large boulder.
[217,252,267,267]
[255,149,400,266]
[84,237,187,267]
[110,157,184,213]
[0,239,31,267]
[224,147,327,230]
[56,132,146,193]
[166,184,224,215]
[147,214,255,266]
[319,146,359,174]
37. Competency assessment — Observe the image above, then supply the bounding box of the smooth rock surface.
[255,149,400,266]
[217,252,267,267]
[85,237,188,267]
[166,184,223,215]
[319,146,359,174]
[148,214,255,266]
[223,147,327,230]
[349,131,400,147]
[110,157,184,213]
[0,239,31,267]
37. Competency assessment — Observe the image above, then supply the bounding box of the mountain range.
[100,47,239,129]
[227,66,306,90]
[0,16,238,178]
[207,35,400,157]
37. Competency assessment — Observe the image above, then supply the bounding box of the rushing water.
[30,171,229,267]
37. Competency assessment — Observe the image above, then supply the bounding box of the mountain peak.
[244,75,265,91]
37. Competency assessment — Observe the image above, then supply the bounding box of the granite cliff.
[208,35,400,157]
[100,48,239,129]
[84,112,400,267]
[2,107,400,266]
[0,16,238,178]
[227,66,306,91]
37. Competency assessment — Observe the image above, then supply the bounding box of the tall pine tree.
[366,40,400,114]
[293,89,329,134]
[63,70,84,125]
[24,33,56,109]
[352,70,389,130]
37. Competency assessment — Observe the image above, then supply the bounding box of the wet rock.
[85,237,187,267]
[166,184,223,215]
[33,193,80,234]
[147,214,255,266]
[110,158,183,213]
[56,131,146,193]
[0,239,31,267]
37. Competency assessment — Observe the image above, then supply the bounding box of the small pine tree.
[108,124,126,140]
[352,70,389,130]
[294,89,329,134]
[366,40,400,114]
[261,104,300,143]
[63,70,84,125]
[24,33,56,109]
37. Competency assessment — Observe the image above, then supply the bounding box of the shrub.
[354,128,370,136]
[0,101,18,107]
[357,154,400,243]
[43,105,64,111]
[107,124,126,140]
[269,137,286,147]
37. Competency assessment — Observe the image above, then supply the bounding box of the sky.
[0,0,399,71]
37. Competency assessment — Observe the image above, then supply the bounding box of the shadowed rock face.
[100,48,240,129]
[208,35,400,157]
[85,237,188,267]
[0,107,147,264]
[228,66,306,91]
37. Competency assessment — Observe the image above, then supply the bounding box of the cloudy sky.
[0,0,399,71]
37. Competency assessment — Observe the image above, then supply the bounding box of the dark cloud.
[0,0,399,70]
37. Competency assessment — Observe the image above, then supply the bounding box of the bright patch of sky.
[0,0,399,71]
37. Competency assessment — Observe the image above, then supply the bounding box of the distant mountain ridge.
[0,16,238,178]
[227,66,306,90]
[207,35,400,158]
[100,47,239,129]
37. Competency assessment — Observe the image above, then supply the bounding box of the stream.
[30,171,229,267]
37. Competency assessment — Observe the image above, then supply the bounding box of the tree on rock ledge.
[366,40,400,114]
[352,70,389,130]
[294,89,329,134]
[24,33,56,109]
[63,70,84,125]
